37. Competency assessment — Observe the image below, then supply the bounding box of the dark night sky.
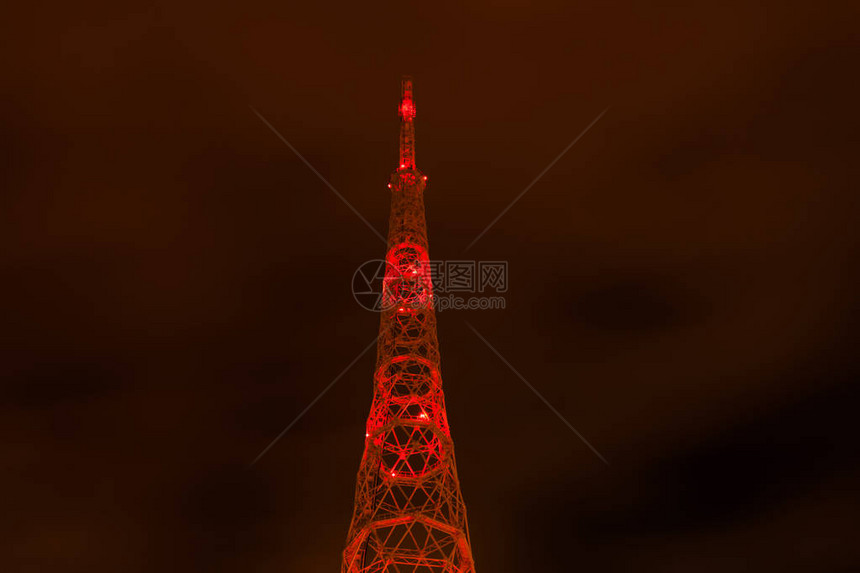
[2,1,859,571]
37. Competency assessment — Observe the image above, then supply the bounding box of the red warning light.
[399,98,415,121]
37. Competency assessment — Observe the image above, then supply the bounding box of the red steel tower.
[342,78,477,573]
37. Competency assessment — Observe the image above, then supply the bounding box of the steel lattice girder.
[342,78,476,573]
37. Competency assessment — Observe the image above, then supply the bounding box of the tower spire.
[341,78,477,573]
[398,76,416,170]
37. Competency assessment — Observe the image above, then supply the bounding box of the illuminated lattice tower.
[341,78,477,573]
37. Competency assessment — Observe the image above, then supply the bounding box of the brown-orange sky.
[2,1,859,571]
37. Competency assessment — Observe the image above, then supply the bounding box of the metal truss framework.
[342,78,476,573]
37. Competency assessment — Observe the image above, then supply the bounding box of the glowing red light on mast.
[398,76,417,170]
[399,97,415,121]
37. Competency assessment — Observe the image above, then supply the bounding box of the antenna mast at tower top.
[398,76,416,170]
